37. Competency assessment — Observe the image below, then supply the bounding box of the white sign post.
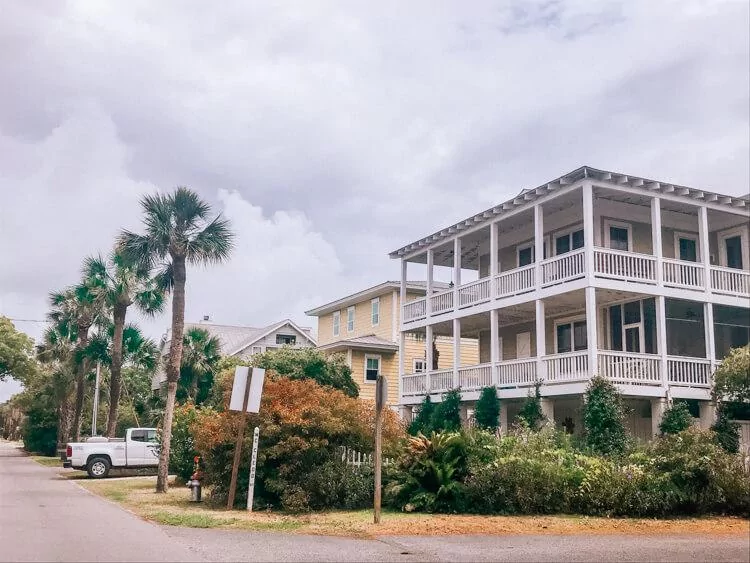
[247,426,260,511]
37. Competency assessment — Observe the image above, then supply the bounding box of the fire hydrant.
[187,456,203,502]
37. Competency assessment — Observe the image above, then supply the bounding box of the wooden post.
[374,375,385,524]
[227,370,251,510]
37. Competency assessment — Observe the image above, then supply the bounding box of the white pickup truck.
[63,428,159,478]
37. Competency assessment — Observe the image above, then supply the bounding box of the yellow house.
[306,281,479,406]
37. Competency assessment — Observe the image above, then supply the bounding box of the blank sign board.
[229,366,266,413]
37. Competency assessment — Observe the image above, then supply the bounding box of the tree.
[711,403,740,454]
[659,401,694,435]
[432,388,462,432]
[583,376,627,456]
[712,345,750,404]
[252,347,358,398]
[82,252,164,437]
[177,327,221,404]
[408,395,436,436]
[0,316,37,383]
[515,381,546,430]
[119,187,234,493]
[474,386,500,432]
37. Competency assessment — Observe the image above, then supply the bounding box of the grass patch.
[149,511,238,528]
[30,455,62,467]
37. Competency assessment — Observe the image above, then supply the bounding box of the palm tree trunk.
[189,371,199,402]
[156,256,186,493]
[57,392,73,449]
[72,325,90,441]
[106,304,128,437]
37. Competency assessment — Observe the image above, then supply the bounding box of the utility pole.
[91,361,101,436]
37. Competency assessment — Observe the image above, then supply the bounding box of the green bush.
[659,401,694,435]
[583,376,627,456]
[303,460,374,511]
[515,381,546,430]
[168,403,201,482]
[712,403,740,454]
[21,401,58,456]
[431,389,462,433]
[474,387,500,432]
[408,395,435,436]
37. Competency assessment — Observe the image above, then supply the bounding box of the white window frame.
[553,224,584,256]
[251,346,262,354]
[673,231,700,261]
[332,310,340,337]
[364,354,381,384]
[717,226,748,268]
[553,315,588,354]
[608,300,646,353]
[604,220,633,252]
[413,358,426,373]
[371,297,380,326]
[516,237,550,267]
[347,306,355,333]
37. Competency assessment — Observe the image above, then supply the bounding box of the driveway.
[1,441,748,562]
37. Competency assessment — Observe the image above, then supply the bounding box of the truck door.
[128,429,148,466]
[144,429,159,465]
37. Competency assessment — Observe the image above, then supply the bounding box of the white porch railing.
[598,351,661,385]
[458,277,492,308]
[541,249,586,287]
[495,264,535,297]
[458,363,493,390]
[710,266,750,297]
[430,369,454,393]
[402,373,427,396]
[430,288,454,315]
[594,247,657,283]
[544,351,588,382]
[663,258,704,290]
[497,358,537,387]
[667,356,712,387]
[402,297,426,323]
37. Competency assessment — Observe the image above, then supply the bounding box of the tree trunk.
[72,325,90,442]
[156,256,186,493]
[189,370,199,402]
[106,304,128,437]
[57,392,73,450]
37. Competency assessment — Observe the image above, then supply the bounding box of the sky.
[1,0,749,401]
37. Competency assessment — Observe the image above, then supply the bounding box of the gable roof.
[305,280,450,316]
[389,165,750,259]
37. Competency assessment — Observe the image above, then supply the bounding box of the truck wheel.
[87,457,111,479]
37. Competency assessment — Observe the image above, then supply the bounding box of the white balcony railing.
[711,266,750,297]
[430,369,454,393]
[598,351,661,385]
[430,288,454,315]
[402,373,427,396]
[458,277,492,308]
[495,264,535,297]
[497,358,537,387]
[544,351,588,382]
[594,247,657,283]
[402,297,426,323]
[458,363,493,390]
[663,258,704,290]
[541,249,586,287]
[667,356,712,387]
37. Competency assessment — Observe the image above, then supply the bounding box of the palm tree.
[82,252,164,437]
[119,187,234,492]
[177,327,221,404]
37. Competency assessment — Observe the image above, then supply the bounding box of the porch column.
[651,398,667,437]
[425,324,434,393]
[400,259,407,318]
[698,205,711,294]
[398,331,406,404]
[499,403,508,435]
[534,204,544,289]
[490,308,499,385]
[490,222,498,295]
[699,401,717,429]
[582,182,595,281]
[453,237,461,311]
[651,197,663,287]
[540,398,554,426]
[585,287,598,377]
[704,302,716,363]
[398,405,413,422]
[535,299,546,381]
[399,259,407,402]
[656,295,668,388]
[426,248,434,317]
[453,318,461,388]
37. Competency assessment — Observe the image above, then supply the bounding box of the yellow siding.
[402,335,479,371]
[350,350,399,405]
[315,290,400,346]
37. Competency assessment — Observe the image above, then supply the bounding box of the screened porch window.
[725,236,743,269]
[609,298,656,354]
[665,299,706,358]
[555,228,584,256]
[556,320,587,353]
[713,305,750,360]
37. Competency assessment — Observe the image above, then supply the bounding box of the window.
[251,346,262,354]
[517,240,548,267]
[674,232,698,262]
[145,429,157,443]
[555,320,587,353]
[413,359,426,373]
[347,306,355,332]
[713,305,749,360]
[130,429,147,442]
[608,298,657,354]
[665,299,705,357]
[725,235,743,269]
[371,298,380,326]
[276,334,296,345]
[333,311,340,337]
[605,221,632,252]
[554,228,584,256]
[364,355,380,382]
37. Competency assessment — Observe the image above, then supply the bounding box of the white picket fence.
[340,446,394,467]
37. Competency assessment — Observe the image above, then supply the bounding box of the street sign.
[229,367,266,413]
[247,427,260,512]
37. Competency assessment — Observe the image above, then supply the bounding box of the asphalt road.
[1,441,748,562]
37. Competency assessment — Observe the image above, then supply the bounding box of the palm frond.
[185,214,235,265]
[153,262,175,294]
[117,230,161,271]
[171,186,211,230]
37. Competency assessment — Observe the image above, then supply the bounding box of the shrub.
[408,395,435,436]
[712,345,750,404]
[515,381,546,430]
[474,386,500,432]
[303,460,374,510]
[583,376,627,456]
[711,403,740,454]
[21,401,57,456]
[168,403,201,482]
[431,389,462,432]
[659,401,694,435]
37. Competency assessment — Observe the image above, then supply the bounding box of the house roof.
[389,165,750,259]
[317,334,399,354]
[305,280,451,316]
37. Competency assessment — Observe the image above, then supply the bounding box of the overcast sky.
[1,0,748,400]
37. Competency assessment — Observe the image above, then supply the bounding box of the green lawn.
[30,455,62,468]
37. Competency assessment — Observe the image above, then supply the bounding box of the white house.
[390,166,750,440]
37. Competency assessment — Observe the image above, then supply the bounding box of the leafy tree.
[252,347,358,398]
[82,252,164,437]
[0,316,37,383]
[712,345,750,404]
[659,401,694,435]
[119,187,234,493]
[516,381,546,430]
[408,395,436,436]
[711,403,740,454]
[583,376,627,456]
[432,388,462,432]
[474,386,500,432]
[177,327,221,404]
